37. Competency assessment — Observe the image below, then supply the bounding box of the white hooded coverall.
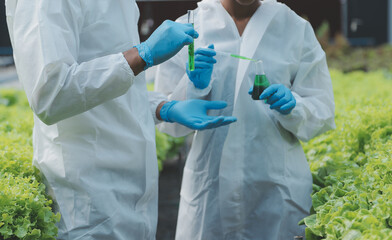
[6,0,165,239]
[155,0,336,239]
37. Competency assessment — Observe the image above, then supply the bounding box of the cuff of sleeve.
[159,101,178,122]
[272,91,303,120]
[148,91,168,124]
[186,78,213,99]
[135,42,153,70]
[119,52,136,78]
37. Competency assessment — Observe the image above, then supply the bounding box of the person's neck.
[221,0,260,20]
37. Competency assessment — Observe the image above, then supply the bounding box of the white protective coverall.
[6,1,166,239]
[155,0,336,239]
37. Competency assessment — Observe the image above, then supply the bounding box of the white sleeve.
[273,23,336,142]
[148,91,168,124]
[154,49,196,137]
[7,0,135,125]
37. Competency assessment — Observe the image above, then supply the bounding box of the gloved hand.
[249,84,296,114]
[135,20,198,69]
[160,99,237,130]
[186,44,216,89]
[259,84,296,115]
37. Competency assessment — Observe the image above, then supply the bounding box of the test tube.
[251,60,270,100]
[188,10,195,71]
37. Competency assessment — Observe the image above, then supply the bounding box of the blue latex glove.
[259,84,296,115]
[186,44,216,89]
[135,20,198,69]
[160,99,237,130]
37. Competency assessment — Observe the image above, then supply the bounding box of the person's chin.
[234,0,257,6]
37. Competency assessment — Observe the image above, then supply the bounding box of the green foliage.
[0,90,60,239]
[0,173,60,240]
[155,128,170,171]
[327,45,392,73]
[155,129,185,171]
[315,21,392,73]
[302,70,392,239]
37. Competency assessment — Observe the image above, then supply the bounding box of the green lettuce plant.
[302,70,392,239]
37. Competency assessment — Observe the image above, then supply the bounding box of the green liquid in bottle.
[252,74,270,100]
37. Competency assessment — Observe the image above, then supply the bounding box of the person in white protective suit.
[5,0,237,239]
[155,0,336,239]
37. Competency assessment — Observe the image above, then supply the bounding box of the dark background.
[136,0,342,42]
[343,0,388,45]
[0,3,12,55]
[136,0,389,45]
[1,0,390,55]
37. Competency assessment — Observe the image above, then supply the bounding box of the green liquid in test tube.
[188,10,195,71]
[252,60,270,100]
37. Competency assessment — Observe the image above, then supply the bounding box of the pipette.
[215,50,258,62]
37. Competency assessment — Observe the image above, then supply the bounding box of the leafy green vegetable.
[303,70,392,239]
